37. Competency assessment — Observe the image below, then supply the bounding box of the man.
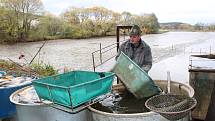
[116,24,152,73]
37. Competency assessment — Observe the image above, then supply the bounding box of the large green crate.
[113,52,161,98]
[32,71,114,108]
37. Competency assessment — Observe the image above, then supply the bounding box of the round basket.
[145,94,197,120]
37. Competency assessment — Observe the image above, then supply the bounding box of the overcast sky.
[41,0,215,25]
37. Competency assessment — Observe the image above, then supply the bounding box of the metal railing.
[91,40,126,72]
[91,25,132,72]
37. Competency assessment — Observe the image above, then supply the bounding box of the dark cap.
[129,25,142,36]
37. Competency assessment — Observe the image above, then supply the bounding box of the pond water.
[0,32,215,83]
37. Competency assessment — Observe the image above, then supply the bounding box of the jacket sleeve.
[141,46,152,73]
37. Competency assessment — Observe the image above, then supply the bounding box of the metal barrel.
[89,80,194,121]
[10,86,92,121]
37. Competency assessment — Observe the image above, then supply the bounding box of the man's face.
[130,35,141,44]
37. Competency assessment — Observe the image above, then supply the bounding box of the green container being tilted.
[113,52,161,98]
[32,71,114,109]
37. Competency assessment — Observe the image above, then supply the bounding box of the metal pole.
[167,71,171,94]
[29,40,47,65]
[92,53,95,72]
[99,43,102,64]
[210,45,211,54]
[116,26,120,52]
[116,26,120,84]
[116,25,132,84]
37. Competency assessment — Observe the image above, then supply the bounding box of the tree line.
[160,22,215,32]
[0,0,159,43]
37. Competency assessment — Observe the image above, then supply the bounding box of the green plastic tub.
[32,71,114,109]
[113,52,161,98]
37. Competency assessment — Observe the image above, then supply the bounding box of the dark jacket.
[116,39,152,72]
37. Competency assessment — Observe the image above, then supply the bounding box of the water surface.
[0,32,215,83]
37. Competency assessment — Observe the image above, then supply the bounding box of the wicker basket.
[145,94,197,120]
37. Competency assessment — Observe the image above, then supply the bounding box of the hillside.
[159,22,193,30]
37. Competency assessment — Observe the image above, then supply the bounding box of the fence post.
[92,53,95,72]
[99,43,102,64]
